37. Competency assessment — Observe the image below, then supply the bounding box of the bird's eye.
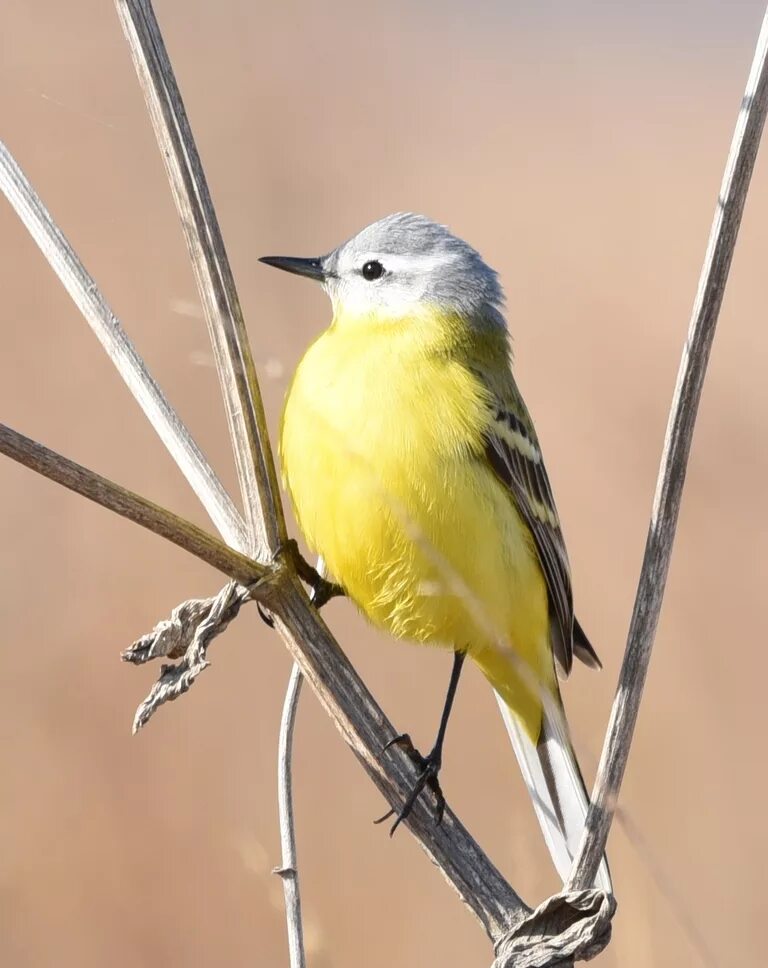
[361,260,384,281]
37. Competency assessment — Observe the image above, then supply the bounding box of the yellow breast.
[279,309,549,703]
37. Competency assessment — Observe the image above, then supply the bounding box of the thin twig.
[0,140,248,554]
[115,0,286,561]
[0,423,266,586]
[274,665,306,968]
[569,4,768,891]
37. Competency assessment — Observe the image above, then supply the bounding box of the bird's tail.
[496,691,613,894]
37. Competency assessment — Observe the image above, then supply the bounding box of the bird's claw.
[375,734,445,834]
[381,732,414,755]
[256,602,275,628]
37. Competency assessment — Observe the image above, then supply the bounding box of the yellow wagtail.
[260,213,611,891]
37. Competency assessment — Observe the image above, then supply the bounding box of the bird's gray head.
[260,213,505,326]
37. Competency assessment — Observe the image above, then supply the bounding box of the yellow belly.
[280,318,554,734]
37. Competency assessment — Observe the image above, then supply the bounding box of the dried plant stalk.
[115,0,285,560]
[0,423,264,586]
[569,5,768,891]
[0,140,247,553]
[274,665,307,968]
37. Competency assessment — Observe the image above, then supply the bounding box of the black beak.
[258,255,326,282]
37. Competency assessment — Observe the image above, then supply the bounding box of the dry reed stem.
[0,423,265,585]
[0,139,247,552]
[568,3,768,892]
[115,0,286,561]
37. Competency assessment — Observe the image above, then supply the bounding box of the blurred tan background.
[2,1,767,965]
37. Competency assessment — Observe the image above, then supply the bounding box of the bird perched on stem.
[260,213,611,892]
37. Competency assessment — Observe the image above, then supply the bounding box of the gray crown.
[326,213,505,323]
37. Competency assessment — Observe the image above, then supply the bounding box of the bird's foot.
[375,733,445,835]
[273,539,344,607]
[309,576,345,609]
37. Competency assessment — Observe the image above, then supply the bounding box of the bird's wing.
[481,390,597,675]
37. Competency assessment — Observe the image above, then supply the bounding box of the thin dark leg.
[432,648,466,764]
[376,649,466,835]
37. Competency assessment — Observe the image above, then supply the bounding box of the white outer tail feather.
[496,692,613,894]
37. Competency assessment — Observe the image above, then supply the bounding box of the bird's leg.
[376,649,466,835]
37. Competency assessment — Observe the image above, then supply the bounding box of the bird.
[260,213,611,892]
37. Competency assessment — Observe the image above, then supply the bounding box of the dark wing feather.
[573,616,602,670]
[483,405,577,675]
